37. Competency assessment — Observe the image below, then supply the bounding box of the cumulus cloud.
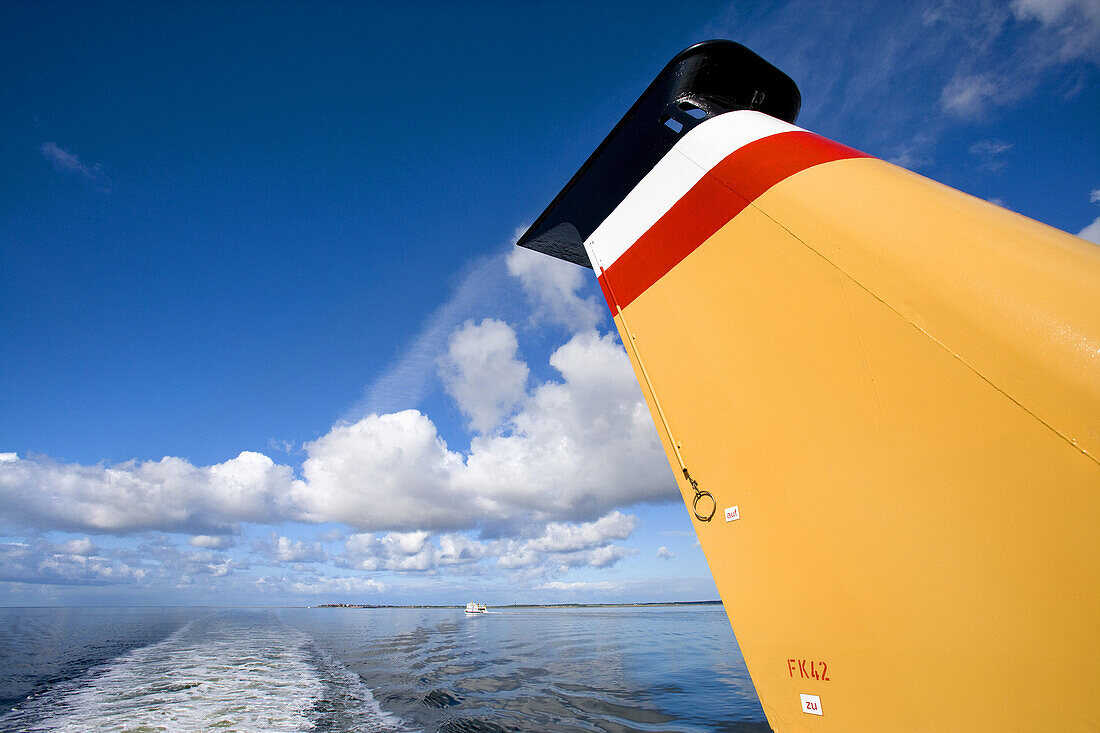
[2,329,669,539]
[329,511,638,576]
[524,512,636,553]
[0,539,146,586]
[291,410,472,531]
[292,329,671,533]
[260,535,326,564]
[1,218,671,596]
[189,534,235,550]
[341,530,488,572]
[458,331,671,525]
[343,530,432,571]
[0,451,293,534]
[258,573,386,596]
[1090,188,1100,204]
[60,537,98,556]
[438,319,528,434]
[0,533,256,590]
[495,512,638,572]
[437,533,490,565]
[137,540,239,579]
[583,544,636,568]
[506,245,603,331]
[656,546,675,560]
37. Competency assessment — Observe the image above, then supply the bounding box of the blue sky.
[1,0,1097,606]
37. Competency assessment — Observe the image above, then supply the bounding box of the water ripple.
[2,611,406,733]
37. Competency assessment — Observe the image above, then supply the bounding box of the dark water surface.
[0,605,768,732]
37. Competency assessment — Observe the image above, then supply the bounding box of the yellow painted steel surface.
[610,157,1100,731]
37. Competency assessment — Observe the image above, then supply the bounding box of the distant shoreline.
[313,600,723,609]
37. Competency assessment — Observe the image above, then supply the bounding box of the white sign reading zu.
[800,693,823,715]
[724,505,740,522]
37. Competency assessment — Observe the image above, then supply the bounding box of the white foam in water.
[14,614,407,733]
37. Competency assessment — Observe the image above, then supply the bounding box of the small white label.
[724,505,740,522]
[800,693,823,716]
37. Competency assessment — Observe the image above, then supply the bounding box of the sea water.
[0,605,769,732]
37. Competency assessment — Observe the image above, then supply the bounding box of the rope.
[684,468,717,523]
[594,256,714,522]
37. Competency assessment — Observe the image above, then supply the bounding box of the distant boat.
[464,602,487,614]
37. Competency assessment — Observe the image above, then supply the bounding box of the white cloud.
[39,142,110,188]
[1090,188,1100,204]
[0,535,255,589]
[1010,0,1100,62]
[524,512,636,553]
[2,328,671,538]
[493,540,538,570]
[936,0,1099,119]
[291,410,473,531]
[940,73,1004,118]
[0,540,147,585]
[187,557,234,577]
[437,533,489,565]
[1078,216,1100,244]
[268,535,326,563]
[494,511,639,572]
[2,221,675,580]
[583,544,635,568]
[968,139,1013,170]
[0,451,293,533]
[293,329,671,533]
[438,319,528,434]
[703,0,1094,165]
[506,245,603,331]
[1012,0,1076,25]
[138,541,239,580]
[258,574,387,596]
[458,331,671,525]
[341,530,486,572]
[189,534,234,549]
[656,546,675,560]
[328,511,639,575]
[267,438,297,455]
[59,537,98,556]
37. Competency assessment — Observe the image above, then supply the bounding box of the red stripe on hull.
[597,131,869,310]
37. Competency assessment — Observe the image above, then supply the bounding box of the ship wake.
[4,611,408,732]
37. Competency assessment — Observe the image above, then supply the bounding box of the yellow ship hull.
[518,42,1099,730]
[586,112,1100,731]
